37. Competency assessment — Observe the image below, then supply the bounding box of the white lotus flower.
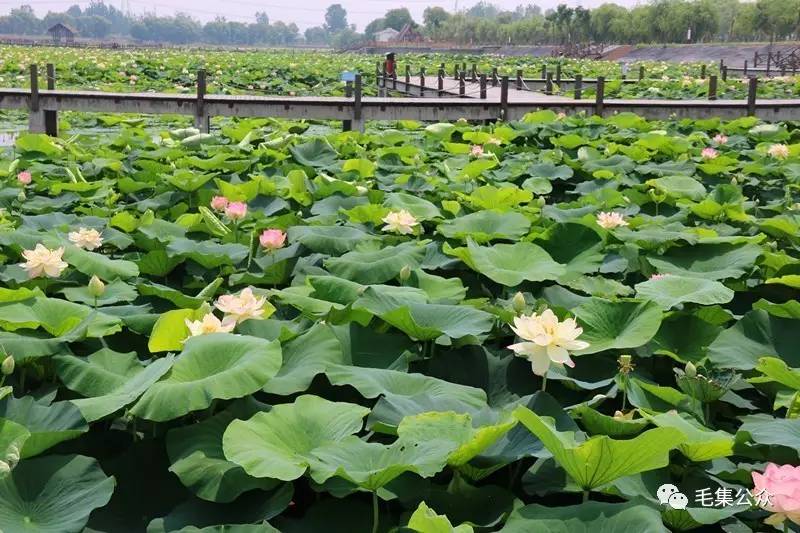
[68,227,103,250]
[596,211,629,229]
[214,287,268,323]
[19,244,68,279]
[768,144,790,159]
[184,313,236,338]
[508,309,590,376]
[381,209,419,235]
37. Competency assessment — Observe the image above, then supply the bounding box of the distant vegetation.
[0,0,798,46]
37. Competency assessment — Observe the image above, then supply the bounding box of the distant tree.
[364,17,386,38]
[304,25,328,44]
[66,4,82,18]
[423,6,450,30]
[466,2,501,19]
[384,8,414,30]
[255,12,269,25]
[330,27,362,48]
[78,14,111,38]
[324,4,347,33]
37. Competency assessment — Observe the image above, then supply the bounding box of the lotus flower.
[752,463,800,526]
[701,147,719,160]
[17,171,31,185]
[650,273,668,281]
[768,144,790,159]
[224,201,247,220]
[68,227,103,250]
[210,195,229,212]
[185,313,236,337]
[470,145,484,157]
[381,209,419,235]
[259,229,286,251]
[19,244,68,279]
[713,134,728,145]
[214,287,268,323]
[596,211,629,229]
[507,309,590,376]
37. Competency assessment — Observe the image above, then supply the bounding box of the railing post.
[719,58,724,73]
[195,68,209,132]
[405,64,410,87]
[28,64,45,133]
[743,60,748,76]
[459,71,466,97]
[574,74,582,100]
[491,67,498,87]
[419,67,425,96]
[500,75,509,121]
[437,66,444,96]
[747,76,757,116]
[700,64,706,79]
[708,75,717,100]
[541,64,547,80]
[766,54,771,77]
[343,80,352,131]
[471,63,477,82]
[595,76,605,117]
[516,69,522,90]
[453,64,458,78]
[555,62,562,84]
[722,66,728,81]
[375,61,380,88]
[44,63,57,136]
[638,65,645,81]
[545,72,553,95]
[381,63,387,90]
[353,73,364,132]
[479,74,487,99]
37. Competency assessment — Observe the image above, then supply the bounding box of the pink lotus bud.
[210,195,229,212]
[224,202,247,221]
[259,229,286,251]
[713,134,728,145]
[17,171,31,185]
[701,147,719,160]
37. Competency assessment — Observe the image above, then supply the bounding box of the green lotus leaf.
[166,238,249,269]
[287,225,378,255]
[384,192,442,219]
[325,241,426,284]
[148,307,209,353]
[646,243,762,280]
[573,404,649,437]
[514,406,682,490]
[290,138,338,167]
[60,279,138,306]
[63,245,139,280]
[641,411,734,461]
[53,348,175,422]
[0,454,114,533]
[707,309,799,369]
[647,175,706,200]
[737,414,800,449]
[752,357,800,390]
[407,501,474,533]
[0,418,29,473]
[0,295,121,338]
[499,501,666,533]
[451,239,565,287]
[222,395,370,481]
[634,276,734,310]
[437,210,531,243]
[572,298,662,355]
[0,396,88,458]
[131,333,282,421]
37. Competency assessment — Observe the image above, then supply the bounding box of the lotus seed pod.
[685,362,697,378]
[1,355,14,376]
[619,354,632,366]
[512,292,526,313]
[399,265,411,282]
[88,275,106,297]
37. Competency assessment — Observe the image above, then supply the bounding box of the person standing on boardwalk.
[385,52,396,77]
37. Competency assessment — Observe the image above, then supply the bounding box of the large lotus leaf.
[222,395,370,481]
[15,133,64,157]
[737,414,800,449]
[308,435,453,491]
[0,454,114,533]
[263,323,345,395]
[536,223,605,276]
[61,279,138,306]
[437,211,531,243]
[646,243,762,280]
[384,192,442,219]
[167,402,278,503]
[131,333,282,421]
[499,501,667,533]
[53,349,174,422]
[0,418,29,472]
[513,406,682,490]
[407,270,467,305]
[354,288,494,341]
[647,175,707,201]
[147,307,209,353]
[310,276,428,307]
[706,309,799,369]
[0,295,121,338]
[325,241,426,284]
[406,501,474,533]
[572,404,649,438]
[397,411,517,466]
[572,298,662,354]
[290,138,338,167]
[634,276,734,310]
[454,239,565,287]
[642,411,734,461]
[166,238,248,269]
[287,225,378,255]
[62,245,139,280]
[751,357,800,390]
[0,396,87,458]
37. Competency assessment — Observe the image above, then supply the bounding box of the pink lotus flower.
[713,134,728,145]
[259,229,286,251]
[701,147,719,160]
[210,195,229,212]
[650,273,668,281]
[596,211,628,229]
[752,463,800,526]
[224,201,247,221]
[17,171,31,185]
[470,145,484,157]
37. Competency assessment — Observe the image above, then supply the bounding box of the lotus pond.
[0,111,800,532]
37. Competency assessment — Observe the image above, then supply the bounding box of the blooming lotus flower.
[225,201,247,220]
[508,309,590,376]
[214,287,268,323]
[752,463,800,526]
[650,273,668,281]
[185,313,236,338]
[259,229,286,251]
[20,244,68,279]
[701,147,719,160]
[596,211,629,229]
[17,171,31,185]
[381,209,419,235]
[210,195,229,212]
[68,227,103,250]
[768,144,790,159]
[713,134,728,145]
[470,145,484,157]
[556,112,566,120]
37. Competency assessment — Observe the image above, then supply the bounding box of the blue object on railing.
[340,71,357,82]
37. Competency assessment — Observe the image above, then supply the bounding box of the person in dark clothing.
[385,52,396,77]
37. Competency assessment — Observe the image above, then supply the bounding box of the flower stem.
[582,490,590,502]
[371,491,379,533]
[541,375,547,392]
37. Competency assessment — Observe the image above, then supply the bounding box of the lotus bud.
[512,291,526,313]
[730,177,737,186]
[0,461,9,476]
[613,410,625,419]
[1,355,14,376]
[685,362,697,378]
[399,265,411,282]
[88,275,106,297]
[16,190,25,202]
